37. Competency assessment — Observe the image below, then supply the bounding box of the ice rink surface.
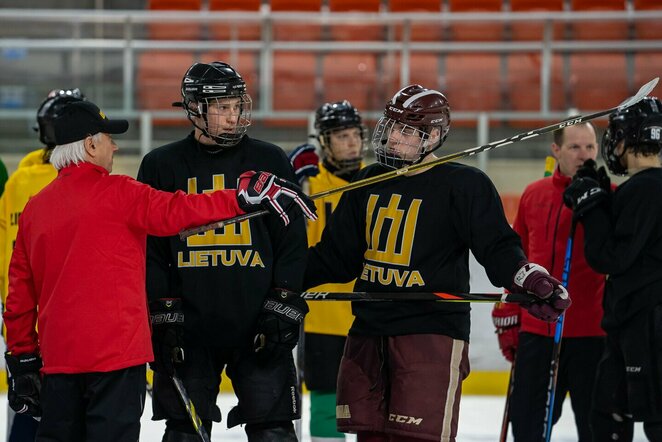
[1,393,647,441]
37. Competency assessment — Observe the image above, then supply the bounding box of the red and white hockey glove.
[288,143,320,184]
[491,302,521,363]
[236,170,317,226]
[511,261,571,322]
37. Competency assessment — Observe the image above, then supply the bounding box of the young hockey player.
[304,84,571,442]
[138,61,314,441]
[290,100,367,442]
[564,96,662,441]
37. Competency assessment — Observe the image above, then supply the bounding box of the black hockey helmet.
[314,100,367,173]
[35,88,86,148]
[602,96,662,175]
[373,84,451,169]
[178,61,252,149]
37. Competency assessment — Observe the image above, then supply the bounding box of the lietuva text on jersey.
[304,162,525,342]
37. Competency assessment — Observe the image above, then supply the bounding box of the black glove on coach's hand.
[236,170,318,226]
[149,298,185,375]
[563,177,608,219]
[5,352,42,417]
[254,289,309,363]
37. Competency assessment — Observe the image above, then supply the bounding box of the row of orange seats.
[136,51,662,126]
[148,0,662,41]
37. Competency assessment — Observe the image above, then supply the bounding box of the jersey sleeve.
[452,170,526,289]
[4,218,39,355]
[304,187,366,290]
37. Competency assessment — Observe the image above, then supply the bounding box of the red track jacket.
[514,167,606,337]
[4,162,243,374]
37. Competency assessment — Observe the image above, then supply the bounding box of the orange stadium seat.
[322,53,379,111]
[148,0,202,40]
[568,53,629,113]
[447,0,504,41]
[633,52,662,98]
[570,0,628,40]
[271,52,318,127]
[328,0,384,41]
[509,0,565,41]
[208,0,261,41]
[506,53,565,112]
[271,0,323,41]
[136,51,195,125]
[633,0,662,40]
[443,54,503,113]
[381,52,441,92]
[388,0,443,42]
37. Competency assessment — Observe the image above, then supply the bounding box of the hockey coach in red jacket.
[2,100,315,441]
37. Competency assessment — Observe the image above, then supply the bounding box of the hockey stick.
[301,291,537,304]
[171,373,211,442]
[542,219,577,442]
[499,154,556,442]
[178,77,658,240]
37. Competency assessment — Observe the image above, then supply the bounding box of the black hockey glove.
[288,143,320,184]
[5,352,42,417]
[563,176,608,219]
[511,261,572,322]
[575,159,611,192]
[253,289,309,363]
[236,170,318,226]
[149,298,185,376]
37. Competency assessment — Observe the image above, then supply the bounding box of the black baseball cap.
[54,101,129,145]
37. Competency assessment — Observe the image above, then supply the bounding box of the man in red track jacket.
[492,122,607,441]
[3,100,315,442]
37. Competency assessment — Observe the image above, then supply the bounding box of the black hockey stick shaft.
[171,374,211,442]
[178,77,658,240]
[301,291,536,304]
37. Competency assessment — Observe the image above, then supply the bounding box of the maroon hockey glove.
[149,298,185,376]
[236,171,318,226]
[511,261,571,322]
[492,302,520,363]
[288,143,320,184]
[253,289,309,364]
[5,352,42,417]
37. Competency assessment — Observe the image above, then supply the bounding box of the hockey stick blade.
[301,291,536,304]
[171,374,211,442]
[179,77,659,240]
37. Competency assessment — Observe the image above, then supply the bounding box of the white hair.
[50,133,103,170]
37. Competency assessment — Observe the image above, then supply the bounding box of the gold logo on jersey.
[185,175,252,247]
[362,194,424,288]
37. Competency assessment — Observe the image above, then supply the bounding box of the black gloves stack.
[5,352,42,417]
[149,298,185,376]
[563,159,612,219]
[253,289,309,363]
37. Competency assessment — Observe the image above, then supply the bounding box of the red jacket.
[514,167,605,337]
[4,162,243,374]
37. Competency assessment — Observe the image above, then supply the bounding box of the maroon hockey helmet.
[373,85,452,169]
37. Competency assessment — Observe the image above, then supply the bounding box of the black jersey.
[304,162,525,342]
[137,132,307,348]
[581,168,662,330]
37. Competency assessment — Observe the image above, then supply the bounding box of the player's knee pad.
[591,410,634,441]
[644,420,662,440]
[245,421,297,442]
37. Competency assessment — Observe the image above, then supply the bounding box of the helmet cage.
[185,94,252,149]
[372,117,440,170]
[318,125,368,174]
